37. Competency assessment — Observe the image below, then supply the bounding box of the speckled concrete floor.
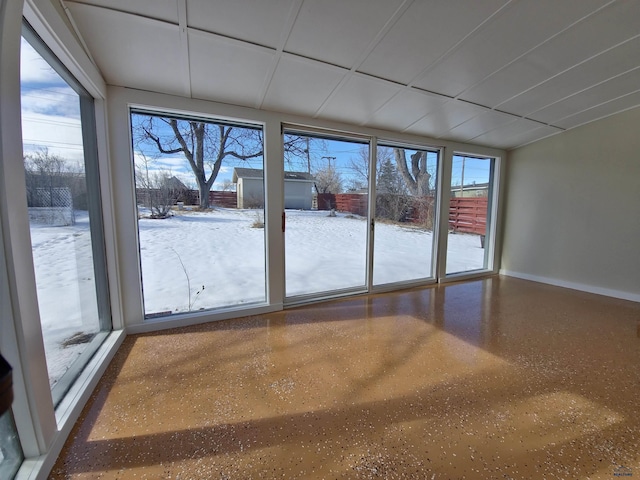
[51,277,640,479]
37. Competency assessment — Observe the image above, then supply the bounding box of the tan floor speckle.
[51,277,640,479]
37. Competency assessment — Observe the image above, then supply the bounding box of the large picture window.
[130,111,267,317]
[20,24,111,406]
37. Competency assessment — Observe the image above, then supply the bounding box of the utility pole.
[321,156,336,168]
[305,137,310,173]
[460,157,465,197]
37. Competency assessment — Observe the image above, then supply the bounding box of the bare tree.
[135,115,311,209]
[24,148,86,207]
[134,152,182,218]
[134,115,263,209]
[394,149,431,196]
[314,165,343,194]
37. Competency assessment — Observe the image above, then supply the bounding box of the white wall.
[501,106,640,302]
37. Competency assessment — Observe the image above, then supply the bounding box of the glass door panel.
[130,111,267,317]
[446,155,494,275]
[373,145,439,286]
[283,132,369,299]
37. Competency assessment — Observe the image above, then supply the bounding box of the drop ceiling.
[63,0,640,150]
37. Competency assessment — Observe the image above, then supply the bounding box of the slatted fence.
[448,197,487,235]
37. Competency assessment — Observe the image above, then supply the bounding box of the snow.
[30,212,100,387]
[32,208,485,387]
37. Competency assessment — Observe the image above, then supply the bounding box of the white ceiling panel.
[366,89,448,132]
[319,74,402,125]
[460,38,640,111]
[65,0,640,150]
[414,0,609,98]
[460,2,640,107]
[470,120,563,149]
[285,0,404,69]
[499,35,640,117]
[187,0,296,49]
[358,0,508,85]
[554,93,640,130]
[66,2,185,96]
[446,110,518,142]
[404,100,488,138]
[262,54,346,117]
[529,68,640,124]
[188,30,275,108]
[69,0,179,23]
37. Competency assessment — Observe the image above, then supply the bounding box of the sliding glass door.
[445,154,495,275]
[283,130,370,300]
[373,144,439,286]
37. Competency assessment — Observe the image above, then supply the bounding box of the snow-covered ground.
[31,208,485,387]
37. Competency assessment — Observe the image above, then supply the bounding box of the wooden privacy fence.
[449,197,487,235]
[317,193,368,216]
[318,193,488,235]
[208,191,237,208]
[136,189,236,208]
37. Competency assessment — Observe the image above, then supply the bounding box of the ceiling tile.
[262,54,346,117]
[553,93,640,130]
[68,0,179,23]
[461,33,640,112]
[66,2,185,96]
[447,110,519,141]
[187,0,296,49]
[403,100,487,138]
[461,1,640,107]
[470,120,562,149]
[319,74,402,125]
[414,0,609,97]
[285,0,404,69]
[529,68,640,124]
[358,0,508,85]
[366,89,448,131]
[189,31,275,107]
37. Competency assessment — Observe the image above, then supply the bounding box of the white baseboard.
[499,269,640,303]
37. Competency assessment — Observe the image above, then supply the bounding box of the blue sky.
[20,37,85,164]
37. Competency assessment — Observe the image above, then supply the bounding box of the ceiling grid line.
[495,32,640,118]
[62,0,640,150]
[177,0,191,98]
[256,0,305,110]
[310,0,416,119]
[357,0,515,133]
[451,0,618,105]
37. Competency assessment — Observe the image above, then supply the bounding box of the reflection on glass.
[20,32,110,404]
[130,112,267,317]
[373,145,438,285]
[0,411,22,479]
[446,155,493,274]
[283,132,369,298]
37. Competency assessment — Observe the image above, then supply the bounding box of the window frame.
[438,150,502,283]
[21,20,113,407]
[129,106,270,321]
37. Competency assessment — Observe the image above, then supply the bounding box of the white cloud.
[20,38,61,84]
[21,112,84,163]
[21,87,79,119]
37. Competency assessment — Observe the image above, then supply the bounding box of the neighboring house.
[450,182,489,198]
[233,168,315,209]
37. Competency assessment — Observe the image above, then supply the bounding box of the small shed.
[233,168,315,209]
